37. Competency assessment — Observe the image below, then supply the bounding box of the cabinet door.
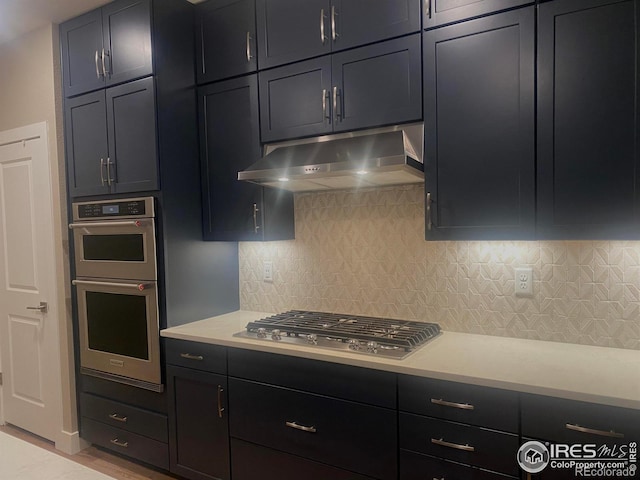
[60,9,105,97]
[424,0,533,29]
[331,0,421,52]
[197,0,257,84]
[537,0,640,239]
[257,0,331,69]
[106,76,158,194]
[259,56,333,142]
[424,7,535,240]
[65,90,110,197]
[332,34,422,133]
[167,365,230,480]
[102,0,153,88]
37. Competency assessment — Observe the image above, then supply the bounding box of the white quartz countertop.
[161,310,640,410]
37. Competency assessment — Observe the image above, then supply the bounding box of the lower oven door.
[73,278,161,391]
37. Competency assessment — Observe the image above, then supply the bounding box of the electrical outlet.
[263,261,273,282]
[514,267,533,296]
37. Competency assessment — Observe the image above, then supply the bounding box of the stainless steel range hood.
[238,123,424,192]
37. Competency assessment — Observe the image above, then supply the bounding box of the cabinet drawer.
[398,375,519,432]
[81,393,167,442]
[81,417,169,470]
[165,338,226,374]
[231,438,374,480]
[228,348,396,408]
[400,450,518,480]
[521,394,640,443]
[400,413,519,476]
[229,378,397,480]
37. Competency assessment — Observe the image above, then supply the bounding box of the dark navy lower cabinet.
[423,6,535,240]
[537,0,640,239]
[423,0,533,30]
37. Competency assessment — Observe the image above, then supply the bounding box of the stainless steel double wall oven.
[70,197,162,391]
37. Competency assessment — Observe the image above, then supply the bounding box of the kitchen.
[0,0,638,479]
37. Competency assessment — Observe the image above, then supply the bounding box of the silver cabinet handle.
[322,89,330,123]
[109,413,128,423]
[180,353,204,361]
[286,421,317,433]
[566,423,624,439]
[69,220,144,229]
[332,86,342,122]
[425,0,432,18]
[431,398,475,410]
[426,192,433,230]
[26,302,48,313]
[217,385,225,418]
[101,48,110,76]
[100,158,106,186]
[431,437,475,452]
[246,31,253,62]
[106,157,114,186]
[110,438,128,448]
[331,5,338,41]
[72,279,152,290]
[95,50,102,78]
[253,203,260,234]
[320,8,327,44]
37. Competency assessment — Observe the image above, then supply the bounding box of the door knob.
[26,301,48,313]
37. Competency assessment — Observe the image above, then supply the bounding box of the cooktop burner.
[234,310,441,359]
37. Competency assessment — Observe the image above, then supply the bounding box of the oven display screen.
[102,205,120,215]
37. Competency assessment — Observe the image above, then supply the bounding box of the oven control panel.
[73,197,155,221]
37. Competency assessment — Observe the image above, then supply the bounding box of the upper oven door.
[70,218,157,281]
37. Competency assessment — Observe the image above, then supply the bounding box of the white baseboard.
[55,430,90,455]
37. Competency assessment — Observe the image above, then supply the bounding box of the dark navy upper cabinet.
[61,0,152,97]
[537,0,640,239]
[65,91,110,197]
[260,34,421,142]
[196,0,257,84]
[200,76,294,241]
[423,0,533,29]
[259,56,333,142]
[424,7,535,240]
[257,0,331,70]
[332,34,421,133]
[257,0,421,69]
[66,77,158,197]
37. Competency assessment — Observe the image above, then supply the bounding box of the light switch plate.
[515,267,533,296]
[263,261,273,282]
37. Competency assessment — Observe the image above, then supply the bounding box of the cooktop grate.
[237,310,441,359]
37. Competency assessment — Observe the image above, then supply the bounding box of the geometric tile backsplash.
[239,184,640,350]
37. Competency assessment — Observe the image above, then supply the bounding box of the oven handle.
[69,220,146,229]
[72,279,153,291]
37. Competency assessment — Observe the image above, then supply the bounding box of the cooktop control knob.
[366,341,378,354]
[271,329,282,341]
[348,339,361,351]
[306,334,318,345]
[257,328,267,339]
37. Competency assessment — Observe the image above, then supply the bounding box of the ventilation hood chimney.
[238,123,424,192]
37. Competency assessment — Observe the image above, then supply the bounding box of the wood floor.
[0,424,177,480]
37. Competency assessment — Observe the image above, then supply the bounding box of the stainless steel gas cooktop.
[234,310,441,359]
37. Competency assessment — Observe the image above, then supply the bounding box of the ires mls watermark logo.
[518,440,638,477]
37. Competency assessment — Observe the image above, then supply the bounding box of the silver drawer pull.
[180,353,204,361]
[431,437,475,452]
[286,421,317,433]
[566,423,624,438]
[110,438,128,448]
[431,398,475,410]
[109,413,128,423]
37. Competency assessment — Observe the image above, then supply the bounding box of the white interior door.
[0,122,62,443]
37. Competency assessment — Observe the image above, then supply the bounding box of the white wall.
[0,24,78,444]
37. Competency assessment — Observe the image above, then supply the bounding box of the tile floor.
[0,424,176,480]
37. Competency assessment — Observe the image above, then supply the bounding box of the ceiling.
[0,0,203,46]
